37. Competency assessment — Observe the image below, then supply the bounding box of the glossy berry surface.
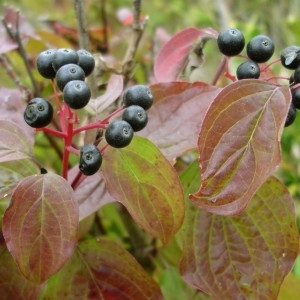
[105,120,134,148]
[246,35,274,63]
[63,80,91,109]
[77,49,95,76]
[285,103,297,127]
[217,28,245,56]
[281,46,300,70]
[123,85,153,110]
[292,88,300,109]
[24,98,53,128]
[293,66,300,84]
[122,105,148,132]
[236,60,260,80]
[79,144,102,176]
[36,49,57,79]
[55,63,85,91]
[52,48,79,71]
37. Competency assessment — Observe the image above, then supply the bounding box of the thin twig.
[2,13,40,97]
[100,0,109,53]
[122,0,147,81]
[0,54,32,100]
[73,0,90,50]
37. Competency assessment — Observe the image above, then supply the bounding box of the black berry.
[122,105,148,132]
[292,88,300,109]
[55,64,85,91]
[281,46,300,70]
[217,28,245,56]
[79,144,102,176]
[280,46,300,70]
[236,60,260,80]
[77,49,95,76]
[285,103,297,127]
[123,85,153,110]
[52,48,79,72]
[24,98,53,128]
[36,49,57,79]
[293,66,300,84]
[246,35,274,63]
[63,80,91,109]
[105,120,134,148]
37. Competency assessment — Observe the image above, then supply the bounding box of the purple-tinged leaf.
[87,74,123,114]
[190,80,291,215]
[141,82,220,161]
[68,166,115,221]
[40,238,163,300]
[0,120,35,162]
[102,136,185,244]
[0,242,42,299]
[0,88,35,143]
[180,164,299,300]
[2,174,78,283]
[154,27,218,82]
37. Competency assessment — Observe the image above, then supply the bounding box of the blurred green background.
[1,0,300,297]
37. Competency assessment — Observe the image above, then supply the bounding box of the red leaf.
[40,238,163,300]
[190,80,291,215]
[2,174,78,283]
[180,171,299,299]
[154,27,218,82]
[0,242,42,299]
[141,81,220,160]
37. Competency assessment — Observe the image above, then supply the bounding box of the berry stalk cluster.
[217,28,300,127]
[24,48,153,184]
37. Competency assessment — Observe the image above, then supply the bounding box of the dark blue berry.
[217,28,245,56]
[105,120,134,148]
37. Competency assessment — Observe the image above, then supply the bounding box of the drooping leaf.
[87,74,123,115]
[0,119,35,162]
[102,136,185,244]
[179,163,299,300]
[2,173,78,283]
[141,82,219,161]
[154,27,218,82]
[190,80,291,215]
[0,242,42,299]
[40,238,163,300]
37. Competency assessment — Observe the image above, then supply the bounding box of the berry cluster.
[217,28,275,80]
[24,48,153,179]
[217,28,300,127]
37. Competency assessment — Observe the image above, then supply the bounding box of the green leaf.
[277,272,300,300]
[0,242,42,299]
[190,80,291,215]
[180,167,299,299]
[40,238,163,300]
[102,136,185,244]
[2,173,79,283]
